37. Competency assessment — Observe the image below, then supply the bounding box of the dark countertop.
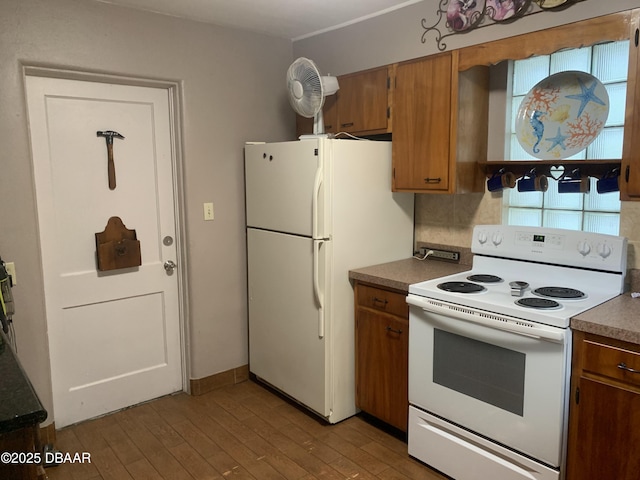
[349,257,470,292]
[0,332,47,433]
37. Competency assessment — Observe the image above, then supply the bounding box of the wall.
[0,0,293,423]
[294,0,640,266]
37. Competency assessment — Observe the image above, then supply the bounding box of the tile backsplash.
[414,191,501,250]
[415,190,640,270]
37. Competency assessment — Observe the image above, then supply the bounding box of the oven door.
[407,294,571,470]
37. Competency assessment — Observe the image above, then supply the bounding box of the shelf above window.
[478,159,621,180]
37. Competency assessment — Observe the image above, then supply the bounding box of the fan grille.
[287,57,324,117]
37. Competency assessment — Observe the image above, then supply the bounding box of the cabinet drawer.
[583,340,640,387]
[357,284,408,318]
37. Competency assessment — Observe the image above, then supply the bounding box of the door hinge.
[626,165,630,183]
[314,148,318,156]
[575,386,580,405]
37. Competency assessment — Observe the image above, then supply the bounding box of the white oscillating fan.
[286,57,339,136]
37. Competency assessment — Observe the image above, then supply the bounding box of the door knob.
[164,260,176,273]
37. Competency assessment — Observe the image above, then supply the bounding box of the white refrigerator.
[244,138,414,423]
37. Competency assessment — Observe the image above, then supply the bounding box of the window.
[503,40,628,235]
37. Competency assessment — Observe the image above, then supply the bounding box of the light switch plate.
[204,202,214,221]
[5,262,16,286]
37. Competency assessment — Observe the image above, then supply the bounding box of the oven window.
[433,329,525,416]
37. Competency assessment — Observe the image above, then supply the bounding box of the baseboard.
[190,364,249,396]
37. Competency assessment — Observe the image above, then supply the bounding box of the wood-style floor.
[44,380,448,480]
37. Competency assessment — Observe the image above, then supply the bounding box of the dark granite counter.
[0,332,47,433]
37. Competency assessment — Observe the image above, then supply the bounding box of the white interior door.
[25,75,183,428]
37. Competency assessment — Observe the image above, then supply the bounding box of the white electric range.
[407,225,627,480]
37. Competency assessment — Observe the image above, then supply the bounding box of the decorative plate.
[487,0,529,22]
[535,0,570,9]
[515,71,609,160]
[447,0,486,32]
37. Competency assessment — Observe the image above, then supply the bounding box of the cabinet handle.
[341,122,354,128]
[373,297,388,307]
[617,362,640,374]
[424,177,442,183]
[386,326,403,334]
[635,27,639,47]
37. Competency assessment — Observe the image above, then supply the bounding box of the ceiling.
[93,0,422,40]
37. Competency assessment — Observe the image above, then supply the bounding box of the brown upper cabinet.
[622,9,640,200]
[295,66,391,138]
[393,10,634,194]
[336,66,391,135]
[392,51,487,193]
[296,9,640,199]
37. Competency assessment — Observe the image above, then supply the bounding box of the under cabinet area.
[567,331,640,480]
[354,282,408,432]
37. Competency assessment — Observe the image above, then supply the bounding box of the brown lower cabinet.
[567,331,640,480]
[354,282,408,432]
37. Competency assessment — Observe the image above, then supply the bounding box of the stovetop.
[409,226,628,328]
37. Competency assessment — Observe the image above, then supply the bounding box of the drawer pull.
[386,326,403,335]
[373,297,388,306]
[617,362,640,374]
[424,177,442,184]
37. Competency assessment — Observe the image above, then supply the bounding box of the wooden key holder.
[95,216,141,271]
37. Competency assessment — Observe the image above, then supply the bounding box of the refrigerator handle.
[312,160,323,240]
[313,239,325,338]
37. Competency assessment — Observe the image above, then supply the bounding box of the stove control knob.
[478,232,488,244]
[597,243,612,259]
[491,232,503,246]
[577,241,591,256]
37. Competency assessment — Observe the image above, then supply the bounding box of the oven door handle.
[407,295,565,343]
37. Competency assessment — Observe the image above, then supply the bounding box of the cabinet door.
[337,67,389,135]
[567,377,640,480]
[355,308,408,431]
[621,10,640,199]
[392,53,452,192]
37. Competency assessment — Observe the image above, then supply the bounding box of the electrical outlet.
[421,248,460,261]
[5,262,16,286]
[203,202,214,221]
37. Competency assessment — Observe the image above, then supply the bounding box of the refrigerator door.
[247,228,330,417]
[245,141,323,238]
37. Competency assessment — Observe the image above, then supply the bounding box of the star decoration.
[565,77,606,118]
[546,127,568,152]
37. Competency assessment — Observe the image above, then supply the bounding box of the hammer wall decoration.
[95,216,142,271]
[96,130,125,189]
